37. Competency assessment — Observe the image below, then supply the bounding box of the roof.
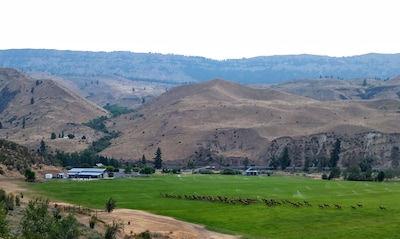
[68,168,107,176]
[68,168,106,173]
[245,167,258,172]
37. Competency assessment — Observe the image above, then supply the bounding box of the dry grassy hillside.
[102,79,400,166]
[26,71,172,109]
[0,138,61,178]
[0,68,109,152]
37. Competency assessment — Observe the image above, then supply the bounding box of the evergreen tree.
[269,156,280,169]
[303,157,311,172]
[40,139,46,152]
[30,97,34,104]
[0,122,2,129]
[51,132,57,139]
[154,147,162,169]
[280,147,291,170]
[141,154,147,165]
[329,139,341,168]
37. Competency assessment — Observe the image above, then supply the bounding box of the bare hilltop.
[102,78,400,168]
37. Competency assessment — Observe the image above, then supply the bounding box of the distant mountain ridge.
[0,49,399,84]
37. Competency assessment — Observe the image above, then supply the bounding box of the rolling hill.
[2,49,400,108]
[102,79,400,168]
[0,68,109,153]
[1,68,400,170]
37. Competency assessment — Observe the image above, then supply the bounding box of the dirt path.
[0,177,241,239]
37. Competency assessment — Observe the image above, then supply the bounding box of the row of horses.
[161,193,387,210]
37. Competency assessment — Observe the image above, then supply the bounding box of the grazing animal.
[379,206,386,210]
[351,206,356,209]
[318,204,324,209]
[357,204,363,208]
[334,204,342,209]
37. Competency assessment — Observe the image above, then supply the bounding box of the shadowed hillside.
[0,68,109,153]
[102,79,400,168]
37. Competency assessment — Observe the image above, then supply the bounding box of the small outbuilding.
[45,173,53,179]
[245,168,258,176]
[68,168,107,179]
[57,173,67,179]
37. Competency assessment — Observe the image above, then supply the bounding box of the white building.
[67,168,107,179]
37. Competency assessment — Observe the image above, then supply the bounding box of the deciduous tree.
[328,166,341,180]
[377,171,385,182]
[24,168,36,182]
[104,220,123,239]
[21,198,81,239]
[0,202,10,238]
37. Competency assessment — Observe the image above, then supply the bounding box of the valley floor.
[0,177,240,239]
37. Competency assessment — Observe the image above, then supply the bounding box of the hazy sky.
[1,0,399,60]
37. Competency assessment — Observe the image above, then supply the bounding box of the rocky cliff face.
[265,132,400,169]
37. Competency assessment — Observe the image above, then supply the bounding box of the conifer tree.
[154,147,162,169]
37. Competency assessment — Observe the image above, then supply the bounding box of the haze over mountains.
[1,49,400,169]
[1,49,400,108]
[0,50,399,84]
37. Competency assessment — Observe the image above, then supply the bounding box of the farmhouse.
[67,168,107,179]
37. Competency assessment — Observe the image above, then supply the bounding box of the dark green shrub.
[221,168,241,175]
[139,167,155,175]
[197,169,214,174]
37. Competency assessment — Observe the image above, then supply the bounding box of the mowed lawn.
[26,174,400,239]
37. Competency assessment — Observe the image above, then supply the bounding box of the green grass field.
[26,174,400,239]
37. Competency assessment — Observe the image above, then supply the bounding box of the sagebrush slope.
[103,79,400,167]
[0,68,109,152]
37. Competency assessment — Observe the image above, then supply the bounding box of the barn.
[67,168,107,179]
